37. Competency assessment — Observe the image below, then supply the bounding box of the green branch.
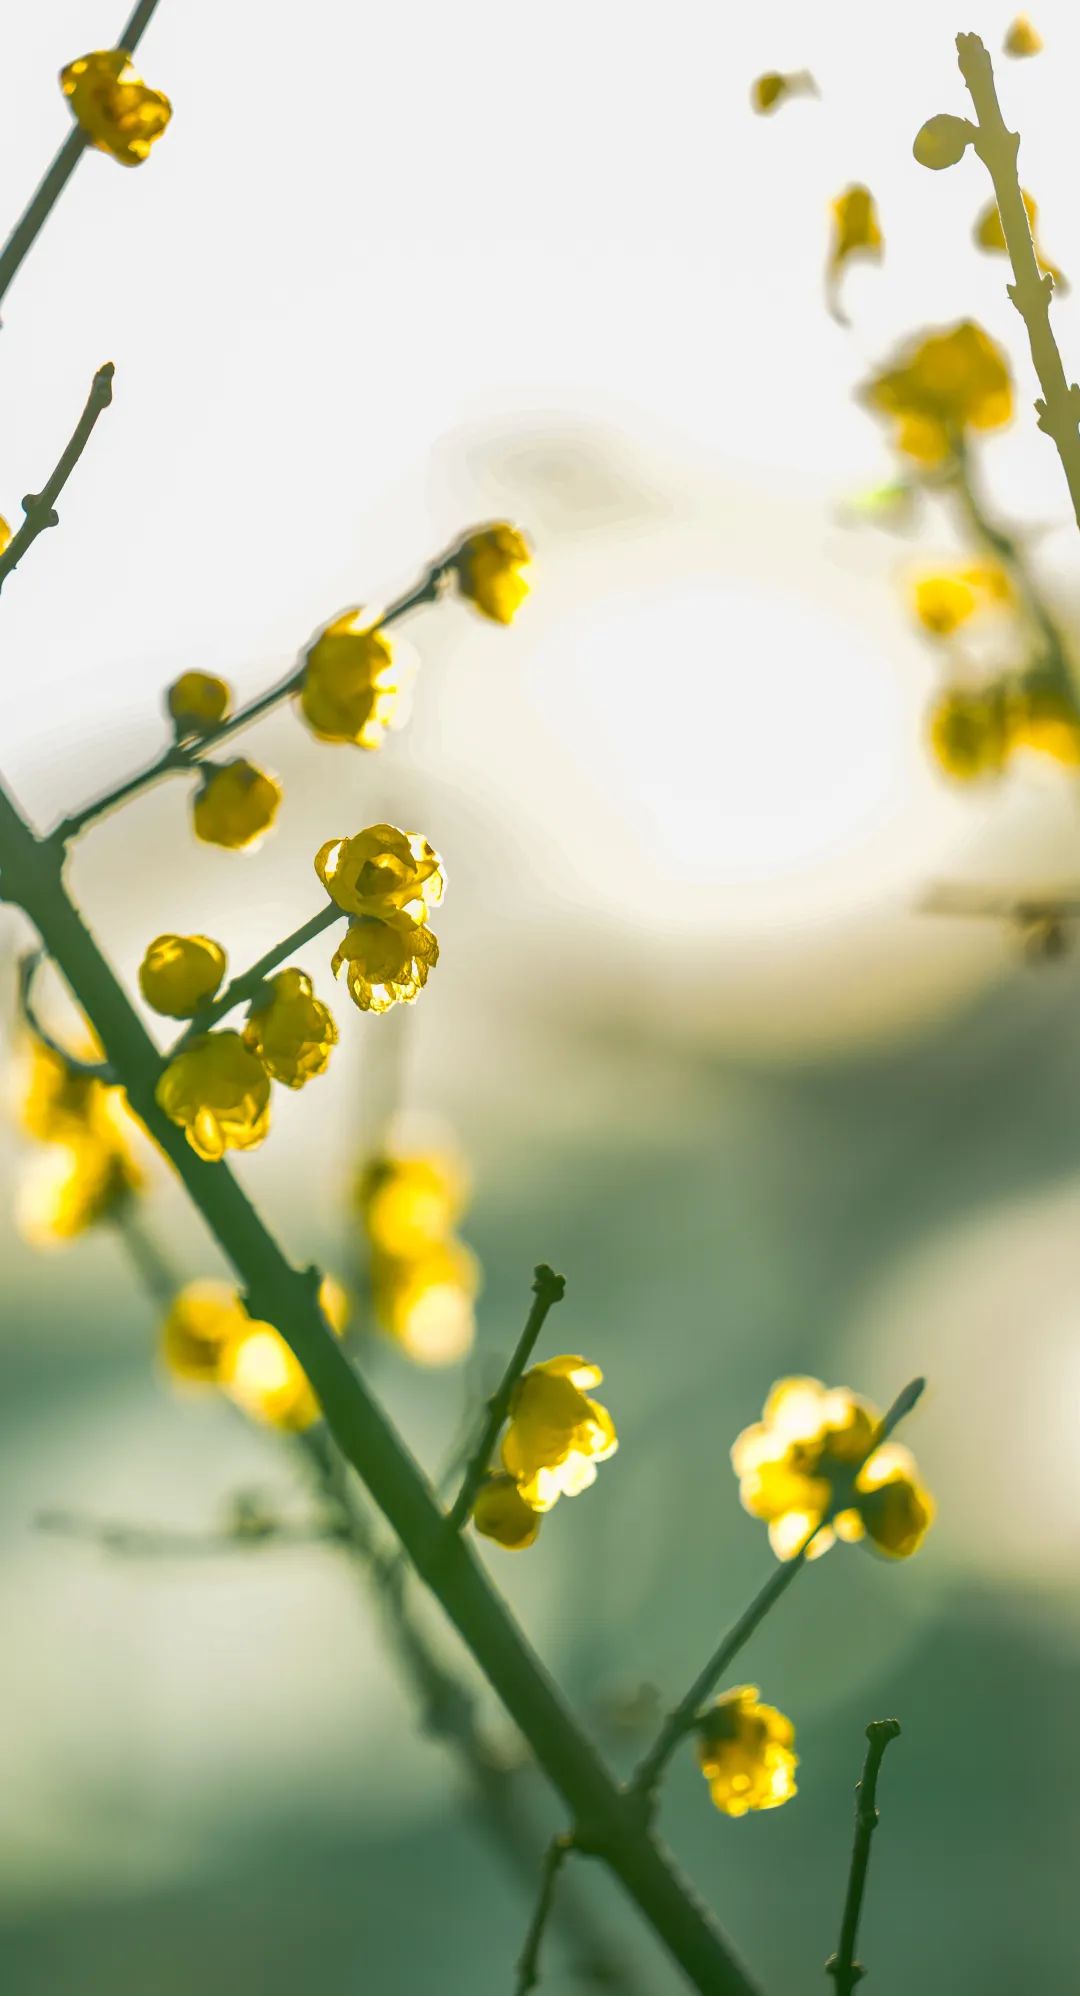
[515,1836,574,1996]
[0,364,114,591]
[166,901,344,1053]
[48,551,458,848]
[630,1380,924,1802]
[0,0,166,316]
[948,442,1075,698]
[825,1720,902,1996]
[956,32,1080,529]
[446,1263,565,1533]
[0,776,761,1996]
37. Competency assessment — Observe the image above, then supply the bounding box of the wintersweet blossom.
[501,1356,617,1511]
[155,1031,271,1160]
[138,934,226,1019]
[697,1687,798,1817]
[862,321,1013,464]
[731,1376,933,1561]
[167,672,231,734]
[242,969,338,1087]
[60,49,172,165]
[454,525,533,624]
[472,1473,542,1550]
[299,614,401,748]
[193,760,282,850]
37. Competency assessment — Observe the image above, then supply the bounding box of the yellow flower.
[242,968,338,1087]
[472,1473,542,1550]
[155,1030,271,1161]
[455,524,533,624]
[750,70,816,115]
[501,1356,617,1512]
[1007,679,1080,765]
[223,1324,320,1430]
[356,1150,467,1256]
[167,672,232,735]
[299,613,401,748]
[696,1687,798,1818]
[974,190,1065,289]
[331,913,440,1014]
[138,933,227,1019]
[0,516,11,554]
[862,321,1013,464]
[60,49,172,166]
[1004,15,1043,56]
[315,823,445,918]
[160,1281,250,1384]
[371,1239,479,1364]
[192,760,282,851]
[18,1032,115,1145]
[17,1134,140,1246]
[909,563,1012,637]
[927,687,1009,780]
[731,1376,933,1562]
[827,185,883,319]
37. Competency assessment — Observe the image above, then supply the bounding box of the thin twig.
[0,364,114,592]
[446,1264,566,1533]
[165,901,345,1054]
[515,1835,574,1996]
[16,948,115,1079]
[946,442,1075,698]
[36,1508,328,1556]
[0,0,166,315]
[956,33,1080,528]
[48,552,458,848]
[825,1720,902,1996]
[630,1380,924,1801]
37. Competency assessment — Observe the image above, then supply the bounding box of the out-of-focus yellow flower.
[1004,15,1043,56]
[731,1376,933,1562]
[0,516,11,555]
[17,1134,140,1246]
[827,185,883,319]
[155,1030,271,1160]
[299,614,401,748]
[697,1687,798,1817]
[315,823,445,919]
[18,1032,112,1144]
[193,760,282,851]
[472,1473,542,1550]
[332,913,440,1014]
[371,1238,479,1363]
[223,1324,320,1430]
[909,562,1012,636]
[750,70,817,115]
[160,1280,251,1383]
[1008,679,1080,766]
[455,525,533,624]
[60,49,171,166]
[862,321,1013,464]
[357,1150,467,1256]
[167,672,231,735]
[501,1356,617,1511]
[927,688,1010,780]
[974,190,1065,289]
[138,933,227,1019]
[242,968,338,1087]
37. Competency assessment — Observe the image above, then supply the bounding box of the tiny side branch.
[0,362,114,592]
[826,1719,902,1996]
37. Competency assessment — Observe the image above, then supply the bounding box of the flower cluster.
[60,49,172,166]
[696,1687,798,1817]
[473,1356,617,1550]
[14,1032,142,1245]
[731,1377,934,1561]
[357,1149,479,1364]
[161,1275,349,1430]
[317,823,445,1013]
[861,320,1013,465]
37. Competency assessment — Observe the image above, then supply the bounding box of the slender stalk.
[0,0,166,315]
[17,947,114,1079]
[825,1720,902,1996]
[0,364,114,591]
[956,33,1080,529]
[446,1264,565,1532]
[48,554,458,848]
[0,778,762,1996]
[37,1509,326,1556]
[630,1380,925,1801]
[948,443,1076,698]
[167,901,344,1051]
[515,1836,573,1996]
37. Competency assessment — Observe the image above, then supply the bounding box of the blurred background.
[2,2,1079,1991]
